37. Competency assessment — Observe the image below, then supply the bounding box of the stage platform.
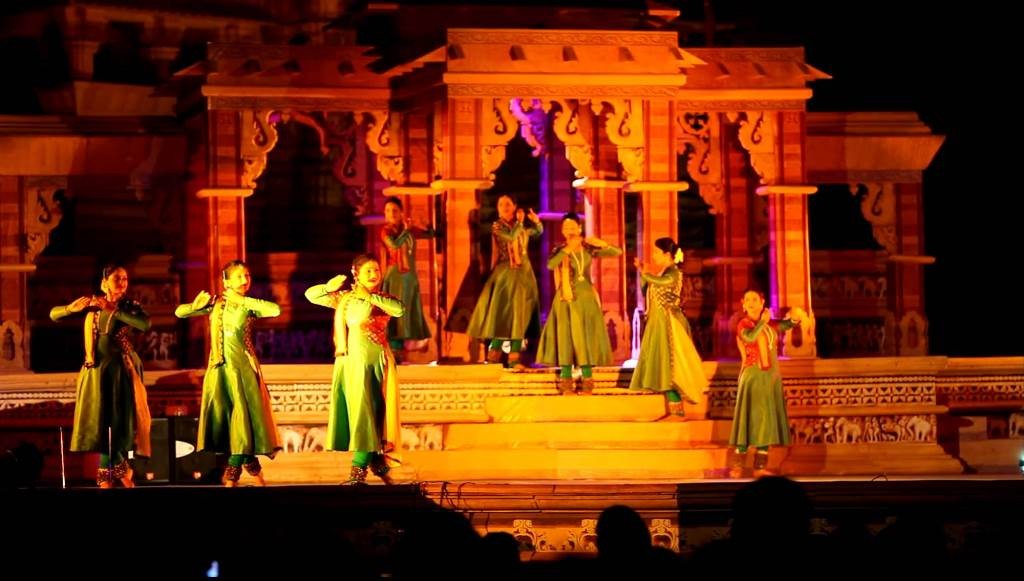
[1,357,1023,488]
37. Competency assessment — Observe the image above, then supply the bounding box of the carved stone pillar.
[707,123,754,358]
[511,98,560,317]
[757,184,817,357]
[0,177,65,371]
[376,106,442,363]
[857,181,931,355]
[545,98,630,361]
[733,108,819,354]
[583,185,630,362]
[212,109,276,280]
[546,98,595,184]
[739,110,817,358]
[432,97,509,361]
[633,100,676,260]
[178,110,267,366]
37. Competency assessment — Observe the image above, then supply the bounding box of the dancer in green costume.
[537,213,622,394]
[466,194,543,370]
[380,196,432,362]
[175,260,281,487]
[629,237,708,417]
[51,264,152,488]
[306,255,404,485]
[728,289,805,477]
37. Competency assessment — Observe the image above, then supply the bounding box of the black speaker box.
[133,417,221,485]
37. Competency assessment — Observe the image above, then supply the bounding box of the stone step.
[484,394,691,423]
[443,420,733,450]
[260,441,963,484]
[779,443,965,475]
[263,448,730,483]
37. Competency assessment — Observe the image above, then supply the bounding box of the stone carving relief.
[502,517,676,554]
[1010,413,1024,438]
[0,320,26,370]
[898,310,928,356]
[710,378,938,414]
[400,424,444,451]
[937,378,1024,405]
[277,425,328,453]
[790,415,937,444]
[811,275,889,301]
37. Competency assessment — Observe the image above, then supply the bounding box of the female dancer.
[380,196,432,361]
[51,264,151,488]
[630,237,707,417]
[537,213,622,394]
[306,255,404,484]
[729,289,804,477]
[175,260,282,486]
[466,195,543,369]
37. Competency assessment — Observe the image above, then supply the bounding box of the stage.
[2,357,1023,486]
[2,357,1022,574]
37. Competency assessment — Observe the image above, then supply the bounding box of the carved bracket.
[277,110,330,156]
[546,99,594,179]
[240,109,280,188]
[509,98,549,158]
[324,111,365,185]
[594,98,645,181]
[850,182,897,253]
[363,110,406,184]
[676,111,725,214]
[594,98,644,148]
[729,110,778,185]
[479,98,519,180]
[614,147,645,183]
[22,176,67,263]
[323,111,373,215]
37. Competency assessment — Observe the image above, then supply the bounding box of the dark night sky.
[721,1,1019,356]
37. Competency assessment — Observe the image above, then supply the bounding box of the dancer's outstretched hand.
[67,296,93,313]
[326,274,347,292]
[191,291,212,311]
